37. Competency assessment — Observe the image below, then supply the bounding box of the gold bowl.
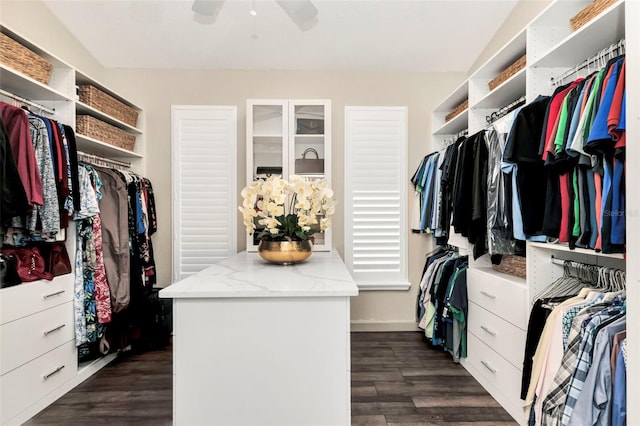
[257,240,312,265]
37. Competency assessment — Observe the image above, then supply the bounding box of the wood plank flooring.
[26,332,516,425]
[350,332,517,426]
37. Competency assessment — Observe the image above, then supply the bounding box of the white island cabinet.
[159,250,358,426]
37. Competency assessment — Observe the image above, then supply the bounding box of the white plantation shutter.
[172,106,237,282]
[344,107,409,290]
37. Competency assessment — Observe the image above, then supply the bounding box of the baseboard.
[350,320,420,332]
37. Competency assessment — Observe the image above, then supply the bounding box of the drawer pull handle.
[43,365,65,380]
[480,325,496,336]
[481,360,497,374]
[43,324,66,336]
[43,290,65,299]
[480,291,496,299]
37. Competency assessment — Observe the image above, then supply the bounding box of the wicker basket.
[488,55,526,91]
[492,255,526,280]
[445,99,468,122]
[570,0,617,31]
[76,115,136,151]
[78,85,139,127]
[0,33,53,85]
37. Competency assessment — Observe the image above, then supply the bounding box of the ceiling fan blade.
[276,0,319,31]
[192,0,225,24]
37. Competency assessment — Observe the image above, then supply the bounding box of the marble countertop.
[159,250,359,298]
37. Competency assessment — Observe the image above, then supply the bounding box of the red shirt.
[0,102,43,206]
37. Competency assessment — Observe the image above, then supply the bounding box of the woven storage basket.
[445,99,468,122]
[488,55,526,91]
[570,0,617,31]
[78,85,139,127]
[0,33,53,85]
[76,115,136,151]
[492,255,526,280]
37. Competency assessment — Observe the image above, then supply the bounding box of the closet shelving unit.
[429,1,633,424]
[0,24,144,425]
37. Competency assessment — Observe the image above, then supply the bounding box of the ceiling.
[41,0,519,73]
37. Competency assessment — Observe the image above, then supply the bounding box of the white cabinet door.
[171,106,237,282]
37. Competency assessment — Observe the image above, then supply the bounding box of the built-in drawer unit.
[467,301,526,370]
[466,332,523,411]
[0,340,77,423]
[0,301,75,375]
[0,274,74,325]
[467,268,528,330]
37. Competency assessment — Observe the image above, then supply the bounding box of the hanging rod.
[77,150,131,170]
[486,95,526,124]
[551,39,625,87]
[0,88,56,115]
[444,128,468,146]
[550,254,624,269]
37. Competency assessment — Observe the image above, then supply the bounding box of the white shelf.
[432,108,468,135]
[433,79,468,112]
[527,241,625,260]
[75,134,143,159]
[473,69,526,109]
[531,1,625,68]
[253,134,283,138]
[295,134,325,138]
[472,29,526,79]
[0,65,72,102]
[75,71,141,110]
[76,101,142,134]
[472,266,526,286]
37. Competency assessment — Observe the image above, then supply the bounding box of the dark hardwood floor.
[26,332,516,425]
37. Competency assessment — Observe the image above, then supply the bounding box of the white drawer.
[468,301,526,370]
[466,332,523,409]
[0,302,75,375]
[0,340,76,423]
[0,274,74,325]
[467,268,528,330]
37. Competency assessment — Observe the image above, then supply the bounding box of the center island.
[160,250,358,426]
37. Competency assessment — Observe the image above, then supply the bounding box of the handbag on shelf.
[295,148,324,174]
[40,242,72,277]
[296,118,324,135]
[0,253,22,288]
[0,246,53,282]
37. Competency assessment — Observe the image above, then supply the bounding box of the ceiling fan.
[192,0,319,31]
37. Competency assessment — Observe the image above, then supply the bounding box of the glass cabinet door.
[290,103,327,179]
[289,100,332,250]
[249,102,287,181]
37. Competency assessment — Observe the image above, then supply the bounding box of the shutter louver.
[345,107,409,289]
[172,107,237,282]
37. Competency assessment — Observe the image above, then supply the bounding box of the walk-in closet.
[0,0,637,425]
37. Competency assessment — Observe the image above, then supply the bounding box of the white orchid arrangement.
[239,175,336,242]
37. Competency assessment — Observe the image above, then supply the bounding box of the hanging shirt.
[568,315,626,426]
[0,102,44,206]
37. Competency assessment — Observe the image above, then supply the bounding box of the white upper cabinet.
[246,99,332,252]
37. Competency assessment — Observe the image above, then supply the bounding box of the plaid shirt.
[540,303,610,426]
[561,294,603,349]
[561,303,624,425]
